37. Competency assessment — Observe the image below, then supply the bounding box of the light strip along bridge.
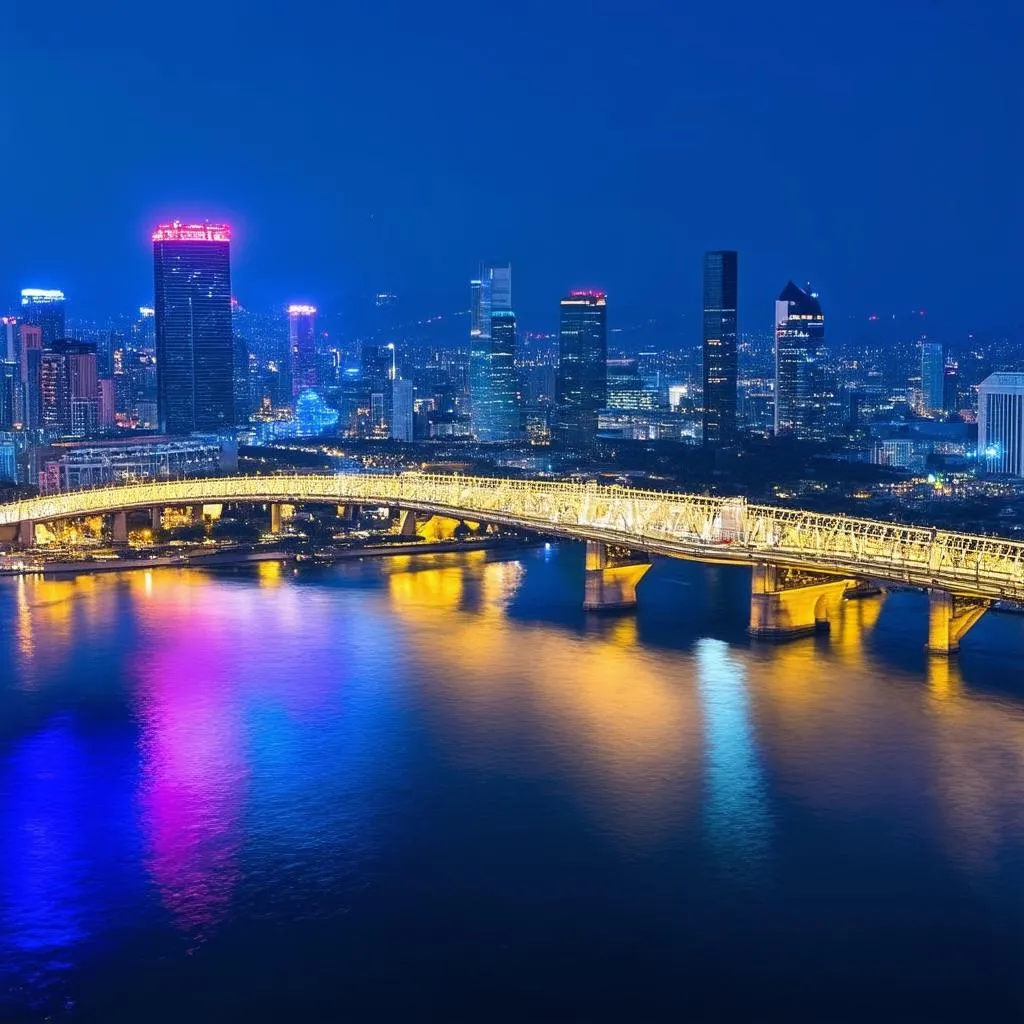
[1,472,1021,654]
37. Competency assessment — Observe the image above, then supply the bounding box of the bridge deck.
[1,473,1022,603]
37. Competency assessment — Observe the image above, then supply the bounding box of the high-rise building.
[19,324,43,430]
[391,378,414,442]
[361,343,395,437]
[702,251,738,445]
[152,221,234,434]
[556,290,607,445]
[0,360,17,430]
[920,341,945,416]
[606,359,656,411]
[469,264,512,440]
[20,289,66,347]
[488,310,519,441]
[2,316,17,365]
[774,282,827,440]
[978,373,1024,476]
[288,304,318,398]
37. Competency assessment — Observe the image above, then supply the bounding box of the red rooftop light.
[152,221,231,243]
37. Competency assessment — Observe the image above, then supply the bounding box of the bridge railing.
[1,472,1023,600]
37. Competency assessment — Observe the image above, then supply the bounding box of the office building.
[152,221,234,434]
[19,324,43,430]
[978,373,1024,476]
[702,250,738,444]
[32,435,230,493]
[469,263,512,440]
[391,378,415,441]
[0,440,15,482]
[0,361,17,430]
[2,317,17,365]
[920,341,944,416]
[556,290,607,445]
[606,359,656,411]
[361,343,395,437]
[288,304,318,397]
[20,289,66,347]
[487,310,519,441]
[774,282,827,440]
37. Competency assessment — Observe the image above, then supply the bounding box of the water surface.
[1,547,1022,1021]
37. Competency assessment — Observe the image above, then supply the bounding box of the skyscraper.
[488,310,519,441]
[774,282,826,440]
[920,341,945,417]
[391,378,414,442]
[702,251,738,445]
[152,221,234,434]
[361,343,395,437]
[20,289,66,347]
[288,304,318,397]
[469,263,512,440]
[978,373,1024,476]
[19,324,42,430]
[556,290,607,445]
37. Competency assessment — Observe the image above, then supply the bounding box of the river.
[1,546,1022,1021]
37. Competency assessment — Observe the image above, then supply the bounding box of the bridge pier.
[925,590,991,655]
[398,509,418,537]
[583,540,651,611]
[150,507,162,531]
[749,564,858,641]
[18,519,35,548]
[269,503,282,534]
[111,511,128,548]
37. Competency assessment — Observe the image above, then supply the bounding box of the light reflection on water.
[0,548,1023,1021]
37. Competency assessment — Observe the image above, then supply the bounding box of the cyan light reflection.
[696,638,770,866]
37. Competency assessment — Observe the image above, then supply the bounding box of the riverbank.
[0,533,539,578]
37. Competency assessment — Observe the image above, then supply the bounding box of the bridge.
[1,472,1022,655]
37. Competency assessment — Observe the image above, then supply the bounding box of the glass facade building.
[20,289,66,347]
[556,291,607,445]
[978,373,1024,476]
[469,264,514,441]
[152,222,234,434]
[488,310,519,441]
[920,341,945,417]
[288,304,318,398]
[774,281,826,440]
[702,250,738,445]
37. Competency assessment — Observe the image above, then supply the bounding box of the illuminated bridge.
[2,472,1022,655]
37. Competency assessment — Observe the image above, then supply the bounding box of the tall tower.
[489,310,519,441]
[556,290,607,445]
[920,341,945,417]
[288,304,318,398]
[469,263,512,440]
[702,251,738,445]
[152,221,234,434]
[774,282,826,440]
[20,289,66,346]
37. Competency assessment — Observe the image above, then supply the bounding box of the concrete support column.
[269,503,282,535]
[339,504,360,522]
[398,509,418,537]
[925,590,990,655]
[583,540,651,611]
[112,511,128,547]
[150,507,162,531]
[191,504,205,523]
[749,564,857,641]
[18,519,35,548]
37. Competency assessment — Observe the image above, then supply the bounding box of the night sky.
[2,0,1020,336]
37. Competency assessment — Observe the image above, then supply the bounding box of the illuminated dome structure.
[294,388,339,437]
